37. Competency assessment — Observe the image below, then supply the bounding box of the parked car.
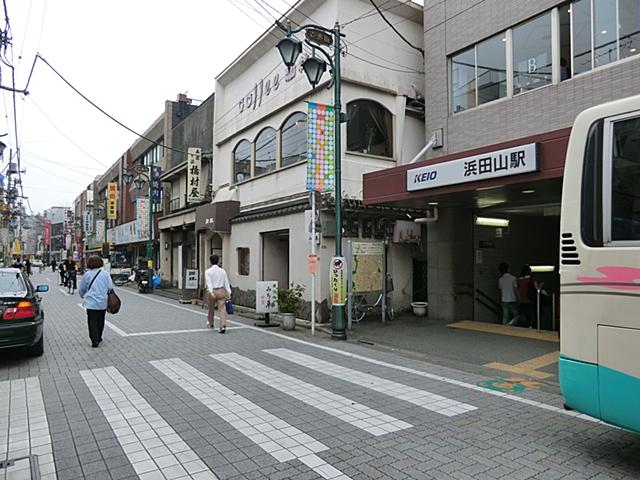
[0,268,49,356]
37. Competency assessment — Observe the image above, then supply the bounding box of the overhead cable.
[367,0,424,57]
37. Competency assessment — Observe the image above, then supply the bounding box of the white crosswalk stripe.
[0,377,56,480]
[265,348,478,417]
[80,366,218,480]
[152,358,351,480]
[211,352,413,436]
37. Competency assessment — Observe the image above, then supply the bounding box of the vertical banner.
[330,256,346,306]
[306,102,335,192]
[136,197,149,240]
[187,147,203,204]
[151,165,162,204]
[84,210,93,234]
[43,220,51,246]
[107,182,118,220]
[95,219,105,242]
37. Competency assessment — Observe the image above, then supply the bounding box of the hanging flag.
[151,165,162,204]
[306,102,335,192]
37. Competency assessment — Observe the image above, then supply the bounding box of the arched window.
[280,112,307,167]
[347,100,393,158]
[255,127,277,176]
[233,140,252,183]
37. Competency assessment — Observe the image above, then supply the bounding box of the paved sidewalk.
[0,272,638,480]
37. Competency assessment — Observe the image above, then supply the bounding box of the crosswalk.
[11,348,479,479]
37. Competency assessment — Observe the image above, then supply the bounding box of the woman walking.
[79,255,113,347]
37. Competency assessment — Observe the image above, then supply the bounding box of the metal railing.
[168,197,182,212]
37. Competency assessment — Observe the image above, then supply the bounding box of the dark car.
[0,268,49,356]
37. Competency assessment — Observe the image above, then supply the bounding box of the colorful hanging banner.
[306,102,335,192]
[136,197,149,237]
[107,182,118,220]
[43,220,51,246]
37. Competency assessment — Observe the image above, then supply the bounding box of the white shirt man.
[204,255,231,333]
[498,263,519,325]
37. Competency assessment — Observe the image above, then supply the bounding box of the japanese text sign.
[187,147,203,204]
[330,256,346,306]
[151,165,162,204]
[107,182,118,220]
[407,143,539,192]
[256,281,278,313]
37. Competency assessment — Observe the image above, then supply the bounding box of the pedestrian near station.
[204,254,231,333]
[79,255,114,347]
[498,262,519,326]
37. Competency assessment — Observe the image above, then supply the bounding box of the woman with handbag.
[79,255,114,347]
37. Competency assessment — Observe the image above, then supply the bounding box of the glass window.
[559,4,572,80]
[233,140,252,183]
[346,100,393,158]
[572,0,594,75]
[619,0,640,61]
[594,0,618,68]
[281,112,307,167]
[451,48,476,112]
[0,272,27,294]
[477,34,507,104]
[610,116,640,241]
[255,128,277,176]
[513,13,552,94]
[237,248,250,276]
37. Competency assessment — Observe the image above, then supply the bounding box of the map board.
[350,242,384,293]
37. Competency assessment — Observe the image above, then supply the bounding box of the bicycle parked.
[350,273,395,323]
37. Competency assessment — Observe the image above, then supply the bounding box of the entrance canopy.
[363,128,570,211]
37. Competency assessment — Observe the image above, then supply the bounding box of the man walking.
[204,254,231,333]
[498,262,519,325]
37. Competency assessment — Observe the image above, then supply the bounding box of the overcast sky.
[3,0,286,214]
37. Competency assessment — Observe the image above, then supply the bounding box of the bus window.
[610,117,640,242]
[581,121,603,246]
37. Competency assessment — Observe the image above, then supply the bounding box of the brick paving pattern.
[0,272,638,479]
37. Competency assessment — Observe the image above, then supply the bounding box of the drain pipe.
[414,207,439,224]
[409,133,438,164]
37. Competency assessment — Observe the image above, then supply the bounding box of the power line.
[347,41,424,73]
[367,0,423,57]
[34,54,189,156]
[348,51,423,74]
[343,0,397,26]
[28,97,110,168]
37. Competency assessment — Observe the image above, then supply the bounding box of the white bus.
[560,94,640,433]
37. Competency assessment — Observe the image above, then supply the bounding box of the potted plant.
[277,284,305,331]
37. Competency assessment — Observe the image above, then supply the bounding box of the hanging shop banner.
[136,197,149,237]
[84,210,93,234]
[330,256,346,306]
[187,147,203,204]
[306,102,335,192]
[107,182,118,220]
[407,143,539,192]
[95,219,105,243]
[151,165,162,204]
[43,220,51,246]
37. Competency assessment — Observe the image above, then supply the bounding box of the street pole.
[331,22,346,340]
[147,174,153,269]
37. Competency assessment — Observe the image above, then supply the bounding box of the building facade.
[364,0,640,327]
[211,0,425,320]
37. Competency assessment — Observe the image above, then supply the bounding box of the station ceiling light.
[531,265,556,273]
[475,216,509,228]
[521,189,535,194]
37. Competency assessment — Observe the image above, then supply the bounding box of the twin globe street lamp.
[123,166,154,268]
[276,21,346,340]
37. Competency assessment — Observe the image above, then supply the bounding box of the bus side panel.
[559,356,600,419]
[598,325,640,433]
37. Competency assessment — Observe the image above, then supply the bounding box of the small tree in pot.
[277,284,305,331]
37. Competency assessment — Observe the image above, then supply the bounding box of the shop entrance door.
[261,230,290,287]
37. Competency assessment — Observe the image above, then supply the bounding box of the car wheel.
[29,335,44,357]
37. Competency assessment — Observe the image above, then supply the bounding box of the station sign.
[407,143,539,192]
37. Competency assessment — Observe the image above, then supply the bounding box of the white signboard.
[187,147,203,204]
[185,269,198,289]
[256,281,278,313]
[407,143,539,192]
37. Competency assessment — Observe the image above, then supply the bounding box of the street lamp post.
[276,21,346,340]
[123,166,153,269]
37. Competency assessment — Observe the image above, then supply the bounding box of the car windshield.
[0,272,28,296]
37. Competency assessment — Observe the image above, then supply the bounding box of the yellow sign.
[12,240,21,255]
[330,256,346,306]
[107,182,118,220]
